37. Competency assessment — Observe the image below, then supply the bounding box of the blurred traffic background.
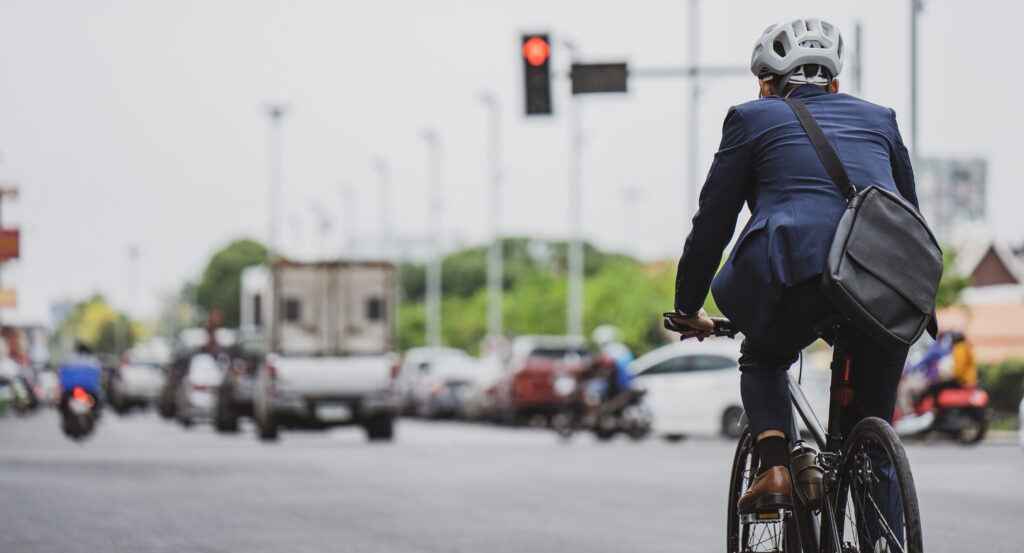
[1,1,1023,552]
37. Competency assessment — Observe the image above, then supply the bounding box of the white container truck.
[241,260,399,441]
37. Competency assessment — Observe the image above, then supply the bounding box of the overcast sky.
[0,0,1020,325]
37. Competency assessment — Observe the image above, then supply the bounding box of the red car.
[494,335,591,425]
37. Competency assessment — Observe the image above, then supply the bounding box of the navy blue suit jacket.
[674,85,919,339]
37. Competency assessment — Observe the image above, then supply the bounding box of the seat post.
[825,331,854,452]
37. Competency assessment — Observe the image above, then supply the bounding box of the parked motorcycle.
[894,386,991,445]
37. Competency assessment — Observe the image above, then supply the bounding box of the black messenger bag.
[784,98,943,350]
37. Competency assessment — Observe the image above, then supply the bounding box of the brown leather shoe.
[737,466,793,514]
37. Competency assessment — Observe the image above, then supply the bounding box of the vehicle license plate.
[316,403,352,422]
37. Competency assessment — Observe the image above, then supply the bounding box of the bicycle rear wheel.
[726,429,800,552]
[832,417,922,553]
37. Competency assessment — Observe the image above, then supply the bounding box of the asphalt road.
[1,411,1021,553]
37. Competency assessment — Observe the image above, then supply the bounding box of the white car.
[397,347,470,415]
[455,356,504,421]
[630,339,745,439]
[175,353,224,427]
[631,339,831,441]
[408,355,488,418]
[111,339,172,413]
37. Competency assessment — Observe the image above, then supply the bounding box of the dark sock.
[757,436,789,474]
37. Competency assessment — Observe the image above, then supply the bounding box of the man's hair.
[762,64,833,94]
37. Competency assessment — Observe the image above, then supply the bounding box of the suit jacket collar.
[784,84,829,99]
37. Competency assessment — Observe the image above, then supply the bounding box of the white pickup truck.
[241,260,399,442]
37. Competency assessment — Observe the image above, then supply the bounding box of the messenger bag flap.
[841,188,942,314]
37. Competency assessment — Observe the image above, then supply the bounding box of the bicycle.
[664,314,922,553]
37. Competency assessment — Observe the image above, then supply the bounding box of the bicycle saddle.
[813,315,857,346]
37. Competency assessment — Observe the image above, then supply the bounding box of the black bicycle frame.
[786,332,855,553]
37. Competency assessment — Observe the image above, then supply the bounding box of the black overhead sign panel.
[571,63,628,94]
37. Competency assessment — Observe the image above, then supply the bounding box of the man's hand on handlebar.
[664,309,715,342]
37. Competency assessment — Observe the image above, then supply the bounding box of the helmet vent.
[773,39,787,57]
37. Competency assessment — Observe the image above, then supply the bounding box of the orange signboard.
[0,229,18,261]
[0,288,15,308]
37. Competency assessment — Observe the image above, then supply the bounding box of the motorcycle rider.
[58,341,102,416]
[920,330,977,402]
[592,325,634,401]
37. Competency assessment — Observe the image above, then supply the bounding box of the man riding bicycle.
[667,18,935,517]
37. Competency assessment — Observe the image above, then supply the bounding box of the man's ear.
[759,79,776,98]
[829,79,840,94]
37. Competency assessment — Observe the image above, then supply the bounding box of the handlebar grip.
[710,318,739,338]
[662,314,739,339]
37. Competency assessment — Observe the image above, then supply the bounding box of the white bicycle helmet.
[750,18,844,82]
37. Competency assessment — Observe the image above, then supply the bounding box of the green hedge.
[979,359,1024,414]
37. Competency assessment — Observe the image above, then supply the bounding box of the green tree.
[399,237,625,302]
[936,248,971,308]
[195,239,268,327]
[395,242,721,356]
[53,294,140,355]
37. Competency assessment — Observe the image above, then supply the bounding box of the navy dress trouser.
[737,276,909,440]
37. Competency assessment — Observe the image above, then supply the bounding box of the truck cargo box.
[241,260,396,356]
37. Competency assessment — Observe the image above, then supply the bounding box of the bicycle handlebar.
[662,314,739,340]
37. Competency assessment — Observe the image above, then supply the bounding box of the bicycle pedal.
[740,509,787,524]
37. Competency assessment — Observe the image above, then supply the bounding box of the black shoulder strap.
[783,98,855,200]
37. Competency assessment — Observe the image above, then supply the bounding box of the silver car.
[111,339,172,413]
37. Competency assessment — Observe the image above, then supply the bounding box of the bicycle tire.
[726,428,800,552]
[831,417,923,553]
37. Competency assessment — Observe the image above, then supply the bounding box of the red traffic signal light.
[522,36,550,67]
[521,34,552,115]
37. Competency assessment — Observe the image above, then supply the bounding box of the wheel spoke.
[834,419,920,553]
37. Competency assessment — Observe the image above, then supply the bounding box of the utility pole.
[128,245,140,316]
[422,129,443,348]
[910,0,923,157]
[854,22,864,95]
[686,0,700,226]
[371,158,393,260]
[563,39,584,338]
[480,92,504,339]
[265,105,287,261]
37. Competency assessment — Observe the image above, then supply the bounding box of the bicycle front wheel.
[726,428,800,553]
[833,417,923,553]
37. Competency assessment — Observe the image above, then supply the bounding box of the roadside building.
[937,232,1024,363]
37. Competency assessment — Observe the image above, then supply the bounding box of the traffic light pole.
[910,0,922,157]
[564,40,584,338]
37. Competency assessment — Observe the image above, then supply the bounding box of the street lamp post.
[371,158,393,260]
[339,182,357,257]
[686,0,700,226]
[422,129,443,348]
[480,92,503,339]
[265,105,287,261]
[622,186,641,254]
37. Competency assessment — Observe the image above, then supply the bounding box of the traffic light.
[522,34,552,115]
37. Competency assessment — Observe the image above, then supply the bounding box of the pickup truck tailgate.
[271,355,394,397]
